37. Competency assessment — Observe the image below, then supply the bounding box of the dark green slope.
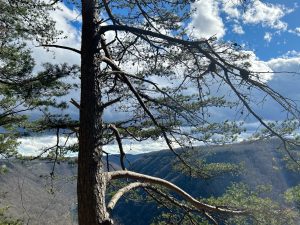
[114,139,300,225]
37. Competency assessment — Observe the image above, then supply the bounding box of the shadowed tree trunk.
[78,0,112,224]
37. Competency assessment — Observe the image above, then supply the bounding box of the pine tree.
[3,0,300,224]
[0,0,78,157]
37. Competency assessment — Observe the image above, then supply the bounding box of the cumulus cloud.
[220,1,293,32]
[18,136,176,155]
[28,3,82,119]
[221,0,241,18]
[18,136,77,156]
[242,1,292,30]
[30,2,81,70]
[262,56,300,116]
[188,0,225,39]
[267,56,300,72]
[281,50,300,58]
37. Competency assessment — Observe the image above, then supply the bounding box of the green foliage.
[0,207,22,225]
[151,212,210,225]
[0,0,60,44]
[284,184,300,208]
[205,183,299,225]
[173,149,243,179]
[0,165,8,175]
[0,134,19,158]
[0,0,80,158]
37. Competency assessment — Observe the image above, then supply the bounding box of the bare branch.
[39,44,81,54]
[100,97,122,110]
[107,181,218,224]
[107,182,148,211]
[100,25,206,47]
[108,170,246,215]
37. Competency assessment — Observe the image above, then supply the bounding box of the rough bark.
[78,0,112,224]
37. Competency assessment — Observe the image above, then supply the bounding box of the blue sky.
[20,0,300,155]
[221,1,300,60]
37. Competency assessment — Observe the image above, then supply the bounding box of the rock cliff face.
[1,139,300,225]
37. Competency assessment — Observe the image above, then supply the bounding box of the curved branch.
[107,182,148,211]
[39,45,81,54]
[100,25,206,47]
[107,170,246,215]
[107,181,219,224]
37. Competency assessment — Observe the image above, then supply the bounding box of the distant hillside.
[1,139,300,225]
[115,139,300,224]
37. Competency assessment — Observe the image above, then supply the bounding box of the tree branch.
[100,97,122,110]
[100,25,206,47]
[107,124,126,170]
[107,182,148,211]
[39,45,81,54]
[107,181,218,224]
[70,98,80,109]
[107,170,246,215]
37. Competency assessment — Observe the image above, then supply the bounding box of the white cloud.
[265,56,300,103]
[242,1,291,30]
[188,0,225,39]
[281,50,300,58]
[264,32,272,42]
[289,27,300,36]
[27,3,82,115]
[30,2,81,70]
[18,136,177,155]
[267,56,300,72]
[232,24,244,34]
[222,0,241,18]
[18,136,78,156]
[233,50,274,81]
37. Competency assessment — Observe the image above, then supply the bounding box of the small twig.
[70,98,80,109]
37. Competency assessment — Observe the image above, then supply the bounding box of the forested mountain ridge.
[1,139,300,225]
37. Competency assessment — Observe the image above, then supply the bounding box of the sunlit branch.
[107,182,148,211]
[108,170,246,214]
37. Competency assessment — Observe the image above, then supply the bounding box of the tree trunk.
[78,1,112,224]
